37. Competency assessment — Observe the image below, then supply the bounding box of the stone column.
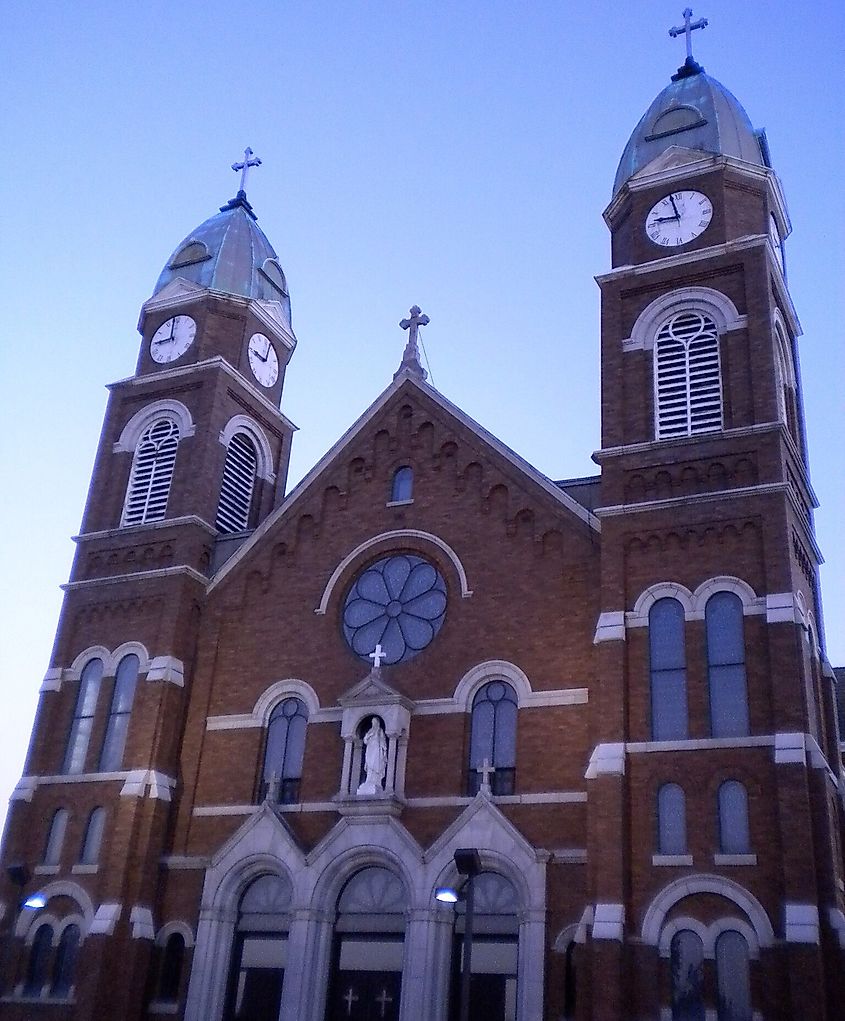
[518,909,547,1021]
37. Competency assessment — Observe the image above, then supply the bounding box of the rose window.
[342,554,447,665]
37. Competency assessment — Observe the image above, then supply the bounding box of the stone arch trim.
[552,922,580,951]
[657,916,708,957]
[156,920,196,948]
[309,845,413,915]
[108,641,152,675]
[113,399,195,453]
[315,529,473,614]
[54,913,87,943]
[692,577,764,617]
[641,874,774,948]
[624,287,746,352]
[22,912,59,944]
[629,582,694,626]
[453,660,532,710]
[14,880,95,939]
[219,414,275,482]
[205,851,296,917]
[773,309,797,389]
[68,645,112,680]
[253,678,321,724]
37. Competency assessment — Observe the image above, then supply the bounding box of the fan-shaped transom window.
[259,259,288,297]
[389,466,413,503]
[260,697,308,804]
[169,240,210,269]
[63,658,104,774]
[647,105,707,140]
[122,417,180,526]
[216,432,259,534]
[468,681,518,795]
[336,867,408,931]
[99,653,139,770]
[654,310,723,439]
[649,598,689,740]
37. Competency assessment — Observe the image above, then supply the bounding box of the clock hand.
[669,194,680,218]
[653,215,681,223]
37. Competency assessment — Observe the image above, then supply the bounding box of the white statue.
[357,717,388,795]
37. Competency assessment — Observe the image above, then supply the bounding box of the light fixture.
[435,887,459,904]
[22,892,47,911]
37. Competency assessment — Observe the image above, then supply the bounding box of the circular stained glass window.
[342,554,447,665]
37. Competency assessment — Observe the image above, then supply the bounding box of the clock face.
[247,333,279,387]
[769,213,784,269]
[645,190,713,248]
[150,315,197,363]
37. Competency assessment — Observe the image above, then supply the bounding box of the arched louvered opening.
[654,310,723,439]
[122,418,180,526]
[216,432,259,534]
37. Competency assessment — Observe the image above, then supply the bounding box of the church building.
[2,17,843,1021]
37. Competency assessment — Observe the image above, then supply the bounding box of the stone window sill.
[652,854,693,867]
[71,864,99,874]
[34,864,60,875]
[714,853,757,866]
[386,499,414,508]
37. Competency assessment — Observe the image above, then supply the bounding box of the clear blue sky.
[1,1,842,833]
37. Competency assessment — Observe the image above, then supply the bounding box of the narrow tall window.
[657,783,687,855]
[715,930,752,1021]
[216,432,259,533]
[390,466,413,502]
[158,932,186,1003]
[649,599,688,740]
[670,930,705,1021]
[43,809,69,865]
[122,418,180,526]
[718,781,751,854]
[63,658,104,773]
[79,807,106,865]
[468,681,518,795]
[706,593,749,737]
[50,924,81,998]
[23,924,53,996]
[99,654,139,771]
[260,698,308,804]
[654,310,722,439]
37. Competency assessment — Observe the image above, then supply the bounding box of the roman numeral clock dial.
[149,315,197,363]
[645,190,713,247]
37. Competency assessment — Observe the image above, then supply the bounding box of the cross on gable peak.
[394,304,430,382]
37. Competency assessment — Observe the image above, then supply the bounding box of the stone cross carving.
[394,305,430,381]
[232,147,262,193]
[369,643,386,670]
[375,987,394,1018]
[476,757,496,792]
[669,8,708,60]
[343,986,359,1015]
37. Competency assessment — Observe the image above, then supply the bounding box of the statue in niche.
[357,716,388,795]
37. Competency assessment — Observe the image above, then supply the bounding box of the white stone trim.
[596,481,788,518]
[652,854,693,867]
[130,905,155,940]
[766,592,805,624]
[156,920,196,948]
[627,736,773,754]
[70,864,98,875]
[61,565,209,592]
[622,286,745,353]
[68,645,113,679]
[39,668,63,693]
[593,611,626,644]
[552,922,580,951]
[629,582,694,623]
[584,743,625,779]
[551,849,588,864]
[13,881,95,939]
[21,912,59,943]
[315,529,473,614]
[15,771,131,797]
[113,399,196,453]
[146,656,185,687]
[774,733,806,765]
[574,905,593,944]
[10,776,37,801]
[784,903,820,944]
[628,577,764,627]
[253,678,321,724]
[33,865,60,876]
[453,660,531,708]
[90,903,122,936]
[120,770,176,800]
[219,414,276,482]
[74,514,218,543]
[54,913,87,942]
[713,854,757,866]
[656,916,707,956]
[657,916,760,959]
[592,903,624,941]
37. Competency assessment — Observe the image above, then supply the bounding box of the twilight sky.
[0,0,842,834]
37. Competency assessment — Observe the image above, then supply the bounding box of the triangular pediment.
[425,791,543,867]
[209,801,305,873]
[339,668,413,709]
[631,145,716,181]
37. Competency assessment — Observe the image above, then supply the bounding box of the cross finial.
[475,757,496,793]
[232,147,262,195]
[369,644,386,670]
[394,305,430,381]
[669,8,708,61]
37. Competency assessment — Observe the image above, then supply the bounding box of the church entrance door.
[328,950,401,1021]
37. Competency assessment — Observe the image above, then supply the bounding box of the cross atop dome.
[669,8,708,80]
[232,147,262,195]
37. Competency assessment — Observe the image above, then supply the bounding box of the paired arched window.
[390,466,413,502]
[649,599,688,740]
[468,681,518,795]
[657,783,687,856]
[43,809,69,865]
[122,417,180,526]
[669,929,704,1021]
[654,310,723,439]
[260,697,308,804]
[50,924,81,998]
[216,432,259,533]
[99,654,139,771]
[706,593,749,737]
[718,781,751,854]
[158,932,186,1003]
[715,930,752,1021]
[63,658,103,774]
[79,807,106,865]
[23,924,53,996]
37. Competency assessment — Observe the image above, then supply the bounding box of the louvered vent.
[654,310,722,439]
[216,433,258,533]
[122,419,180,526]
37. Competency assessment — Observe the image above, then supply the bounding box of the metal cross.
[375,988,394,1018]
[476,757,496,792]
[232,147,262,193]
[399,304,430,347]
[343,986,359,1015]
[369,644,386,670]
[669,8,708,60]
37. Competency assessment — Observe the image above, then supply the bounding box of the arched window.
[657,783,687,855]
[79,807,106,865]
[169,240,210,268]
[649,599,688,740]
[468,681,518,795]
[216,432,259,534]
[23,923,53,996]
[43,808,69,865]
[99,654,139,771]
[390,466,413,502]
[122,417,180,526]
[260,698,308,804]
[670,929,705,1021]
[63,658,104,774]
[158,932,186,1003]
[50,924,81,997]
[706,593,749,738]
[654,310,723,439]
[718,781,751,854]
[715,930,752,1021]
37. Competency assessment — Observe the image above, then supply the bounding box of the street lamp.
[434,848,482,1021]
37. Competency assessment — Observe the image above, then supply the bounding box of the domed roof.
[613,60,766,196]
[153,192,292,326]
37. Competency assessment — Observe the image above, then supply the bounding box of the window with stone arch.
[718,780,751,855]
[649,598,689,740]
[259,697,308,804]
[216,431,259,533]
[389,466,413,503]
[99,653,139,771]
[23,923,54,997]
[468,680,518,795]
[79,807,106,865]
[654,309,723,439]
[50,923,81,998]
[706,592,749,738]
[43,808,69,866]
[157,931,186,1004]
[121,416,180,526]
[669,929,705,1021]
[657,783,688,856]
[773,319,797,439]
[63,657,104,773]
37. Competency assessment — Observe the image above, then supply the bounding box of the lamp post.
[435,848,482,1021]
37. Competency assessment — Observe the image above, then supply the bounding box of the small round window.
[342,554,447,665]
